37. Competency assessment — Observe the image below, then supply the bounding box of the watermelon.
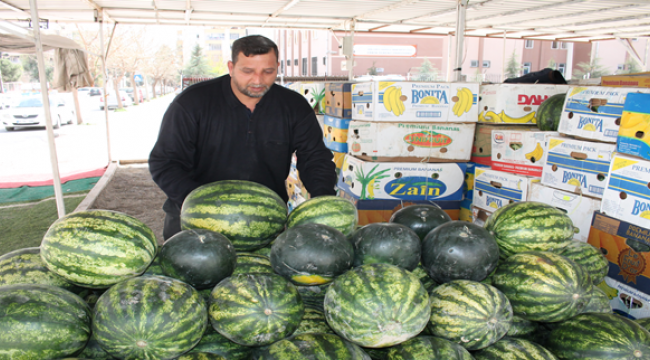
[287,195,358,236]
[181,180,287,251]
[351,222,421,271]
[473,337,558,360]
[294,307,334,335]
[547,312,650,359]
[0,247,78,291]
[40,209,157,288]
[389,204,452,240]
[535,93,566,131]
[232,252,273,275]
[411,263,439,293]
[188,327,252,359]
[324,263,430,348]
[256,333,371,360]
[177,352,226,360]
[386,336,473,359]
[583,286,613,313]
[484,201,575,259]
[555,240,609,285]
[160,229,237,289]
[271,223,353,285]
[143,251,165,276]
[209,273,304,346]
[77,333,117,360]
[297,283,330,312]
[492,251,592,323]
[0,284,91,359]
[421,221,500,283]
[93,275,207,360]
[637,318,650,331]
[506,315,539,338]
[251,245,272,257]
[428,280,513,350]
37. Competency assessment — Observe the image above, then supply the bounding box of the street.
[0,93,175,184]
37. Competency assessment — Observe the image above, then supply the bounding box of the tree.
[145,45,180,98]
[367,61,379,76]
[21,54,54,82]
[547,58,557,70]
[573,57,608,79]
[414,58,438,81]
[505,51,520,79]
[620,57,642,74]
[183,44,212,77]
[0,59,22,82]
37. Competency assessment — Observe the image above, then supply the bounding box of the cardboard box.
[325,82,353,118]
[459,198,473,222]
[587,211,650,296]
[351,81,479,122]
[491,129,558,177]
[333,151,346,177]
[528,183,601,243]
[323,115,351,153]
[473,168,539,212]
[541,136,616,199]
[617,92,650,161]
[602,72,650,89]
[478,84,570,124]
[337,154,466,201]
[471,124,531,166]
[347,121,475,162]
[464,162,490,199]
[471,206,494,227]
[601,153,650,229]
[600,277,650,320]
[558,86,650,143]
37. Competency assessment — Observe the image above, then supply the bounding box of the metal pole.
[502,30,507,82]
[446,34,453,81]
[453,0,468,82]
[99,11,112,163]
[29,0,65,218]
[348,19,355,81]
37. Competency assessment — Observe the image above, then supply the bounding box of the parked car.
[2,95,75,131]
[120,87,144,103]
[88,87,102,97]
[99,90,133,110]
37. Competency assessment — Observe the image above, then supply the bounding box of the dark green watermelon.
[188,326,252,359]
[386,335,473,359]
[0,247,78,292]
[535,93,566,131]
[389,204,452,240]
[351,222,421,270]
[473,337,558,360]
[256,333,371,360]
[421,221,500,283]
[160,229,237,289]
[270,223,353,285]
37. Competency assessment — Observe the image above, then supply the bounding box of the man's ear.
[227,61,234,75]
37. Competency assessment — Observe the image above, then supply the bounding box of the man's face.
[228,51,278,99]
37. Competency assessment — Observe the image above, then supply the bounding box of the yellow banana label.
[548,138,563,150]
[612,157,638,171]
[378,82,395,90]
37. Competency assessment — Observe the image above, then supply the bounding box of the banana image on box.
[453,87,473,117]
[525,142,544,162]
[383,86,406,116]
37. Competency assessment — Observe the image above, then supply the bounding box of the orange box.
[601,72,650,89]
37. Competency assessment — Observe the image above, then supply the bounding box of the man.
[149,35,337,240]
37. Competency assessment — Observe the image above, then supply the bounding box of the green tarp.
[0,177,100,205]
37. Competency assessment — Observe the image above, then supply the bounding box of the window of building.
[230,33,240,40]
[312,57,318,75]
[617,64,625,70]
[551,41,559,49]
[294,59,298,66]
[208,33,225,40]
[302,58,307,75]
[525,40,534,49]
[323,57,326,65]
[557,63,566,74]
[280,61,284,74]
[482,60,491,68]
[470,60,478,68]
[208,43,221,51]
[523,62,532,75]
[561,42,568,49]
[287,59,291,66]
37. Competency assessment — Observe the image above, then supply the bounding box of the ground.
[90,165,167,244]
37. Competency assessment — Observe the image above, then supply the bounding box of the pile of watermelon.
[1,180,649,359]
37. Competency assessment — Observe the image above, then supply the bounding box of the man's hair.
[231,35,278,64]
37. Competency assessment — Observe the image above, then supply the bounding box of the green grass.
[0,196,86,256]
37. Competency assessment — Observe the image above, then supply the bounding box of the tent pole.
[453,0,468,82]
[29,0,65,218]
[348,19,355,81]
[99,10,112,163]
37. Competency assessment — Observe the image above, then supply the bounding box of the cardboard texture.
[617,92,650,161]
[351,81,479,122]
[473,167,539,212]
[478,84,570,124]
[491,129,558,177]
[347,121,475,162]
[541,136,616,199]
[471,124,532,166]
[471,206,494,227]
[601,277,650,320]
[558,86,650,143]
[601,72,650,89]
[325,82,353,118]
[601,153,650,229]
[337,154,466,201]
[323,115,351,153]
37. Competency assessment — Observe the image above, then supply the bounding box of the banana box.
[541,136,616,199]
[459,198,473,222]
[602,277,650,320]
[491,129,558,177]
[588,210,650,296]
[601,153,650,229]
[471,206,495,227]
[298,82,326,114]
[471,124,532,166]
[528,183,601,243]
[617,92,650,161]
[325,82,353,118]
[478,84,570,124]
[558,86,650,143]
[347,121,475,162]
[463,162,490,200]
[323,115,351,153]
[337,154,466,201]
[351,81,479,122]
[332,150,346,177]
[473,168,539,212]
[602,72,650,89]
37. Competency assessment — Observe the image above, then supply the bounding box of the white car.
[2,95,75,131]
[99,90,133,110]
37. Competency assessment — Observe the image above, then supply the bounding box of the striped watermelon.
[386,336,474,359]
[506,315,539,338]
[287,195,358,236]
[555,240,609,285]
[181,180,287,251]
[324,263,430,348]
[76,333,116,360]
[535,93,566,132]
[296,283,330,312]
[188,327,252,359]
[93,275,207,359]
[209,273,304,346]
[177,352,226,360]
[583,286,613,313]
[428,280,513,350]
[473,337,558,360]
[232,252,273,275]
[411,263,439,294]
[492,251,592,323]
[484,202,575,259]
[0,247,77,291]
[638,318,650,331]
[256,333,371,360]
[0,284,91,359]
[40,210,157,288]
[547,312,650,359]
[294,307,334,335]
